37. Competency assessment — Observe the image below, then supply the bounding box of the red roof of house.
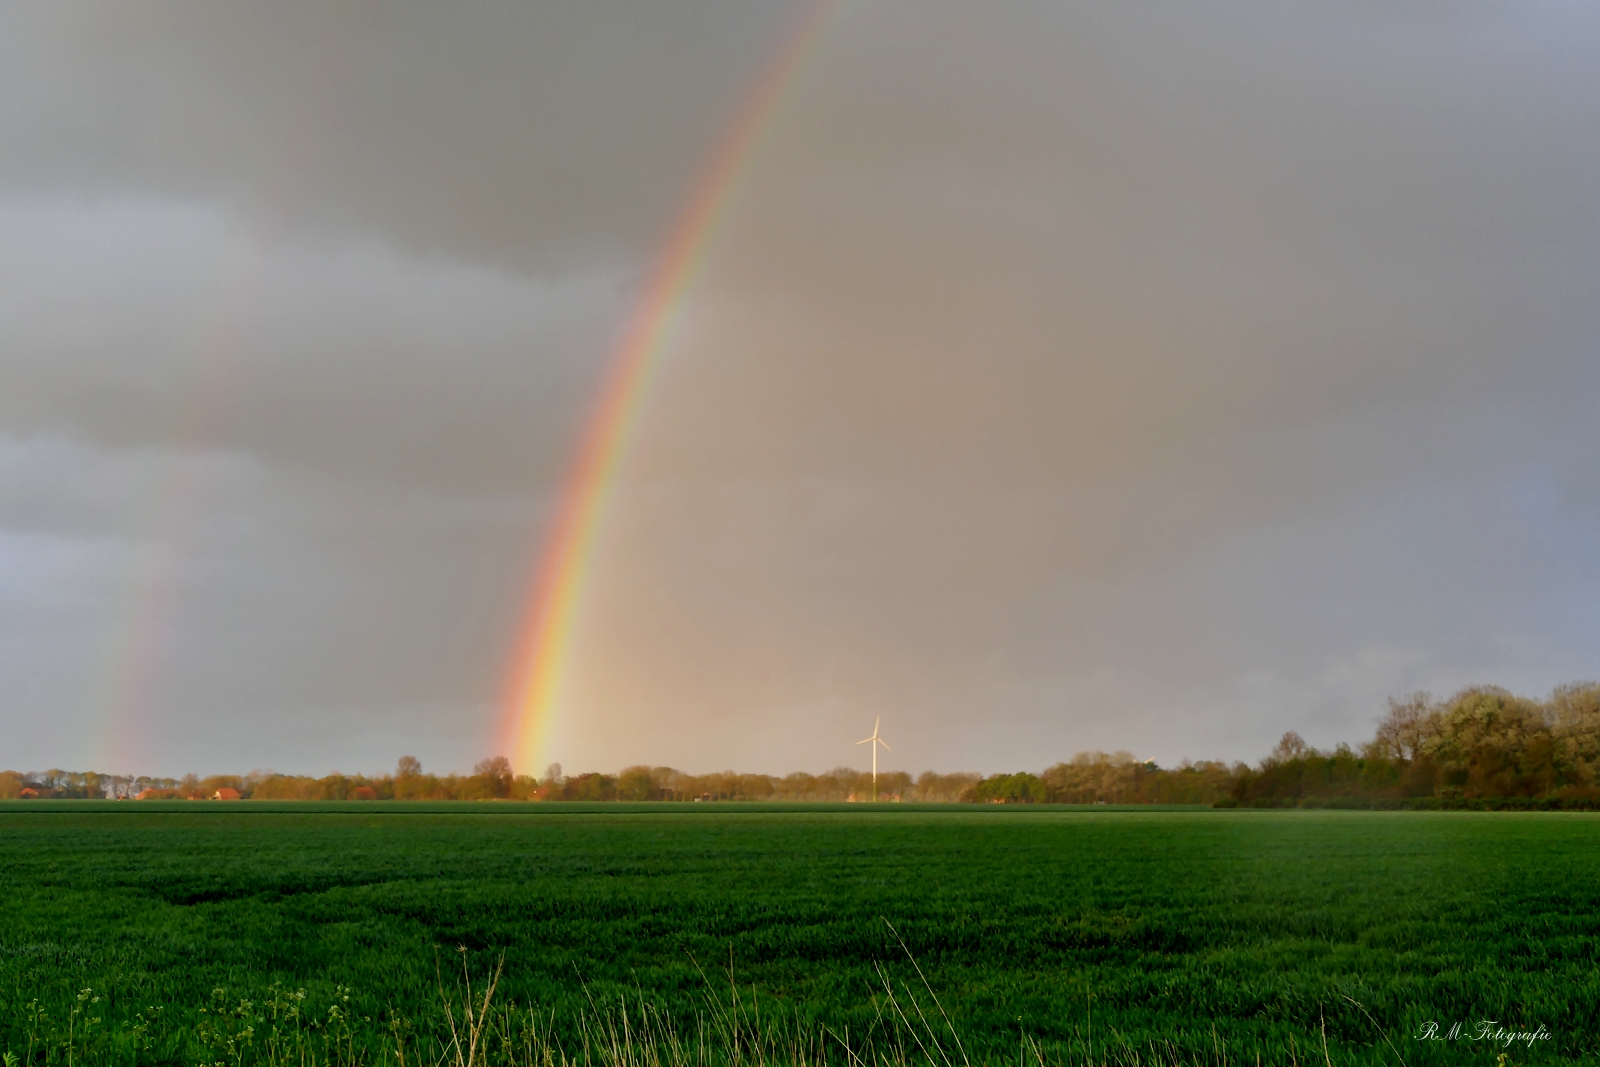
[211,788,241,800]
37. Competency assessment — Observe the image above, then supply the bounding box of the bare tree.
[1270,731,1309,763]
[473,756,513,798]
[1374,692,1438,761]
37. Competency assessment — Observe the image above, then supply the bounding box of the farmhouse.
[211,788,241,801]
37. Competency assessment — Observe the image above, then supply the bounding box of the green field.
[2,804,1596,1066]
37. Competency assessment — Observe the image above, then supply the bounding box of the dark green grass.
[2,803,1597,1064]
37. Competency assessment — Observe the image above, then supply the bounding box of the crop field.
[1,805,1597,1066]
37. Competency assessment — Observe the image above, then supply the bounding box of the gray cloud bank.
[1,2,1597,776]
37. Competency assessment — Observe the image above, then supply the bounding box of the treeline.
[966,757,1236,805]
[5,682,1599,806]
[0,758,985,803]
[0,754,1236,804]
[1225,682,1600,806]
[954,682,1600,807]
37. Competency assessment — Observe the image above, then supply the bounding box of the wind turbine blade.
[873,716,881,735]
[856,737,873,745]
[877,739,891,751]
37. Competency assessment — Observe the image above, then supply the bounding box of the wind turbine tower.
[856,717,891,802]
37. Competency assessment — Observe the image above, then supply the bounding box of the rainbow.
[502,1,838,774]
[92,9,376,775]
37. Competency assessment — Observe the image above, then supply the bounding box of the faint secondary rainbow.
[91,6,376,775]
[503,1,839,773]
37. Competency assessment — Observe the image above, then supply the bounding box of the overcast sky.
[2,1,1598,778]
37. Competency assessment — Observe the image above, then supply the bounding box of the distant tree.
[1373,693,1440,762]
[563,773,615,801]
[910,771,981,803]
[473,756,514,799]
[966,772,1046,804]
[874,771,913,801]
[735,773,778,801]
[697,770,737,800]
[393,762,438,800]
[1423,686,1561,798]
[1042,752,1141,803]
[1270,732,1309,763]
[649,766,689,800]
[616,765,656,801]
[1145,760,1235,805]
[1549,682,1600,787]
[778,772,818,801]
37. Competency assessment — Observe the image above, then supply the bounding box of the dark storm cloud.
[1,1,1597,775]
[0,2,797,270]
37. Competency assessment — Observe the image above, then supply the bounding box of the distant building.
[19,787,38,798]
[352,786,376,801]
[211,788,241,801]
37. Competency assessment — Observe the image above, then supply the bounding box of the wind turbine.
[856,717,891,802]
